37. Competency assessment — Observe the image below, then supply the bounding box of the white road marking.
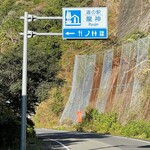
[43,139,70,150]
[106,134,150,144]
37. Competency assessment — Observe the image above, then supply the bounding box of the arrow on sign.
[65,32,75,35]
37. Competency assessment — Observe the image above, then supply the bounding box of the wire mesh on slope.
[60,55,96,124]
[89,54,103,108]
[129,36,150,114]
[60,36,150,124]
[96,49,113,113]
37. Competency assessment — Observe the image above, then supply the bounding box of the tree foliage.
[0,38,63,112]
[0,0,67,148]
[0,0,98,148]
[0,109,20,149]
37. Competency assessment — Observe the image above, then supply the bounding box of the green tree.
[0,37,63,114]
[0,0,95,148]
[0,38,63,148]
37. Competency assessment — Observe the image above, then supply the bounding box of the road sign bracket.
[20,31,62,38]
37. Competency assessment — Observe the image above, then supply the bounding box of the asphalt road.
[36,128,150,150]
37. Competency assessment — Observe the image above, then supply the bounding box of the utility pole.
[20,12,62,150]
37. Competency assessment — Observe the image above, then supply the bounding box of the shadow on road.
[89,145,125,150]
[37,131,109,149]
[36,130,150,150]
[138,145,150,148]
[37,131,109,139]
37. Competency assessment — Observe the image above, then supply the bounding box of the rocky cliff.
[117,0,150,38]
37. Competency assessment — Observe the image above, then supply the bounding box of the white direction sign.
[62,7,108,39]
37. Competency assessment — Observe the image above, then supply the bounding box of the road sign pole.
[21,12,28,150]
[20,12,62,150]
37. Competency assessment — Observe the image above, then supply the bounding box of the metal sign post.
[21,12,28,150]
[20,12,62,150]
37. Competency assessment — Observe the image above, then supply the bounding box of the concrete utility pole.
[20,12,62,150]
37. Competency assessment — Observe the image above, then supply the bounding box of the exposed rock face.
[117,0,150,38]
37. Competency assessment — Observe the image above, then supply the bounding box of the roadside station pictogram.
[65,10,81,26]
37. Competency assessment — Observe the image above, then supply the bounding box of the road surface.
[36,128,150,150]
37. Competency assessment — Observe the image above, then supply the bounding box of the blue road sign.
[63,28,107,39]
[62,7,108,39]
